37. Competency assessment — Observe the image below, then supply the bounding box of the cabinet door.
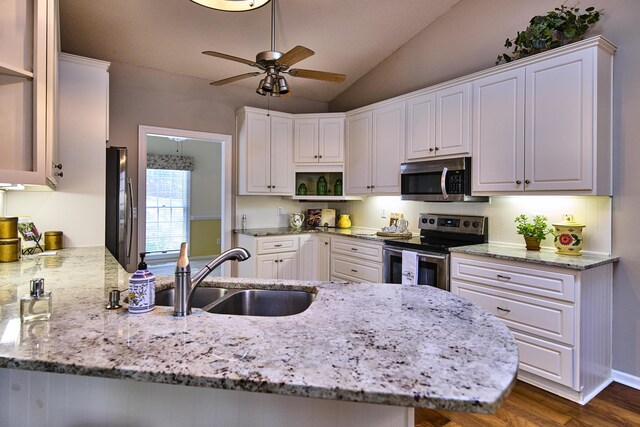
[298,235,318,280]
[245,111,272,193]
[277,251,297,280]
[293,118,319,163]
[270,115,293,194]
[525,49,594,191]
[345,110,372,194]
[435,82,471,157]
[318,118,344,163]
[256,253,279,279]
[372,101,404,194]
[472,68,525,192]
[317,236,331,281]
[405,92,436,161]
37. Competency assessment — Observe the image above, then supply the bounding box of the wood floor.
[415,381,640,427]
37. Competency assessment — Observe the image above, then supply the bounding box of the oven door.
[383,246,449,291]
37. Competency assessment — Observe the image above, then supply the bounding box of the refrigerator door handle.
[126,178,134,263]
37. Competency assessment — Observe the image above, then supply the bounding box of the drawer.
[451,256,575,302]
[451,280,575,345]
[331,255,382,283]
[331,238,383,262]
[512,330,575,389]
[256,236,299,254]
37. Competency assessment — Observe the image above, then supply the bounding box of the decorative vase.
[337,214,351,229]
[297,183,307,195]
[524,236,542,251]
[316,176,328,196]
[552,215,585,256]
[333,179,343,196]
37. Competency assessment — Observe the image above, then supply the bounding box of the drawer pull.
[351,269,358,273]
[497,274,512,280]
[274,244,283,247]
[496,306,511,313]
[350,248,358,251]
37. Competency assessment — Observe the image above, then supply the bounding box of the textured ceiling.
[59,0,461,103]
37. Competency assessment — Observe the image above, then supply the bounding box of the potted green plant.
[497,5,603,64]
[514,214,553,251]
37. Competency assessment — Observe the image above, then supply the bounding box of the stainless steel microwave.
[400,157,489,202]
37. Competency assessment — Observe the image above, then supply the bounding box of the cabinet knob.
[429,148,434,152]
[55,172,64,178]
[524,179,530,185]
[318,155,322,158]
[434,147,439,151]
[324,242,329,245]
[515,180,522,185]
[370,185,375,189]
[366,185,371,189]
[54,163,63,170]
[314,155,318,158]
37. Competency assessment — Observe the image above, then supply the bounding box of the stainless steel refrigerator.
[105,147,133,269]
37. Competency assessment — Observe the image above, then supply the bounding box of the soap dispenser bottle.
[128,252,155,313]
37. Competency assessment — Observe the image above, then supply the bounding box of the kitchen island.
[0,247,518,427]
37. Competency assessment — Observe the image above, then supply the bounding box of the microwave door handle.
[440,166,449,199]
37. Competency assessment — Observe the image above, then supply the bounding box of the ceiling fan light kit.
[190,0,271,12]
[200,0,346,97]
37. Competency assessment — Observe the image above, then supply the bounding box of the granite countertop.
[0,247,518,413]
[450,243,619,271]
[234,226,408,243]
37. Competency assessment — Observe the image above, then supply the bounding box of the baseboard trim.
[613,370,640,390]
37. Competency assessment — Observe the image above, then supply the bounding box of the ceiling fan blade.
[278,46,314,67]
[203,50,256,67]
[210,72,261,86]
[288,68,346,83]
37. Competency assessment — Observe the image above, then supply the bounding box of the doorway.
[137,125,232,276]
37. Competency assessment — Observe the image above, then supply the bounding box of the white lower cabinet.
[236,234,299,280]
[317,236,331,281]
[451,254,612,403]
[330,237,383,283]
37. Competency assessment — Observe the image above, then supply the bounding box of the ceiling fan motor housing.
[256,51,284,70]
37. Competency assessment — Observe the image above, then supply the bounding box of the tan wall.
[108,62,329,271]
[190,219,221,257]
[330,0,640,378]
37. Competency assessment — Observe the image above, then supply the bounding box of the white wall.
[235,196,332,229]
[0,191,5,216]
[6,55,108,248]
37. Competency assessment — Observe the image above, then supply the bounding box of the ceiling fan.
[202,0,346,96]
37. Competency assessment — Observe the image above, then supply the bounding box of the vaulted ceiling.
[59,0,461,102]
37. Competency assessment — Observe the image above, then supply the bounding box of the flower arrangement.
[496,5,603,64]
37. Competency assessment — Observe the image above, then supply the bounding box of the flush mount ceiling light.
[190,0,271,12]
[201,0,346,97]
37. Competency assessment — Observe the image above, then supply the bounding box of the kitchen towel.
[401,250,418,285]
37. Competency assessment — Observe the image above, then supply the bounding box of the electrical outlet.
[216,238,221,245]
[277,206,285,215]
[381,209,387,218]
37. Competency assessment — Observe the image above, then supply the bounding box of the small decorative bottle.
[128,253,155,313]
[20,278,52,322]
[317,176,328,196]
[241,214,247,230]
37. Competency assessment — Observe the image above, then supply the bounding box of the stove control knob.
[472,221,480,228]
[428,218,435,225]
[421,217,428,224]
[463,221,470,227]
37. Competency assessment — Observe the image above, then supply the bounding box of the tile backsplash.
[235,194,611,255]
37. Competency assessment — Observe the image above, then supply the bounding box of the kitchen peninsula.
[0,247,518,427]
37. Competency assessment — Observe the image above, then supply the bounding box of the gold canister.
[0,238,21,262]
[44,231,63,250]
[0,217,18,239]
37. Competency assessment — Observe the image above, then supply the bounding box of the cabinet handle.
[351,269,358,273]
[350,248,358,251]
[497,306,511,313]
[274,244,282,247]
[515,180,522,185]
[524,179,530,185]
[497,274,511,280]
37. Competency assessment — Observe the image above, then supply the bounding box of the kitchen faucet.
[174,244,251,316]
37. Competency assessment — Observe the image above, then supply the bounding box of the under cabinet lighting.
[189,0,271,12]
[0,183,25,191]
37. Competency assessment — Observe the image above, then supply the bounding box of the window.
[145,169,190,254]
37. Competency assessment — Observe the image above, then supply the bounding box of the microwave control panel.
[447,170,464,194]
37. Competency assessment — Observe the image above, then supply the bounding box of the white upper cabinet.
[473,37,615,195]
[237,107,293,195]
[294,115,344,163]
[346,101,404,195]
[405,82,471,161]
[0,0,58,188]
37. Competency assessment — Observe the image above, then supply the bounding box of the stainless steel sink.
[205,289,315,317]
[155,287,228,309]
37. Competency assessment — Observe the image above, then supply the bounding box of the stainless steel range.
[383,213,487,290]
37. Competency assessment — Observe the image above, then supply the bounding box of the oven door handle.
[384,247,447,261]
[440,166,449,200]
